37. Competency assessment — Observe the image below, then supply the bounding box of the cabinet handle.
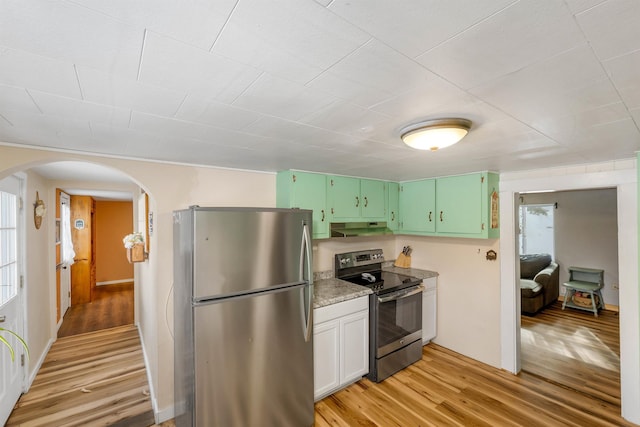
[331,207,334,215]
[482,222,485,230]
[440,211,443,222]
[428,211,432,222]
[391,211,395,221]
[355,196,360,207]
[321,210,325,222]
[364,197,368,207]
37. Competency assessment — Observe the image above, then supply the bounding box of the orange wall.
[95,201,134,283]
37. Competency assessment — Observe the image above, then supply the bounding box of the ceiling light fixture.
[401,118,472,151]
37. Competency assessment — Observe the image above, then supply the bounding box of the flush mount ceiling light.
[401,118,472,151]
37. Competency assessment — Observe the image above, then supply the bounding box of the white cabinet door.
[422,278,437,344]
[341,310,369,384]
[313,319,340,401]
[313,296,369,401]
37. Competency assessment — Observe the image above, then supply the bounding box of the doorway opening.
[517,188,621,406]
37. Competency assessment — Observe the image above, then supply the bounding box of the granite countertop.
[314,278,372,309]
[382,265,439,280]
[313,265,438,309]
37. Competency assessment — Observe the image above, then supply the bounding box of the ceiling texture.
[1,0,639,182]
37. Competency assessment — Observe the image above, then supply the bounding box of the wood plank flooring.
[521,301,621,405]
[7,325,155,426]
[58,282,134,338]
[315,343,634,426]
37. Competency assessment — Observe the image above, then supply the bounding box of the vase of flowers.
[123,232,146,263]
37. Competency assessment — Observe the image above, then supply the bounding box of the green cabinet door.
[436,173,482,234]
[360,179,386,219]
[387,182,399,231]
[329,177,386,221]
[276,171,328,238]
[399,179,435,233]
[328,176,360,220]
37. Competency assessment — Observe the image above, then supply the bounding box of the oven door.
[375,285,423,358]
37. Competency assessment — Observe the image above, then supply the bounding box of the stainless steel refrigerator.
[173,207,314,426]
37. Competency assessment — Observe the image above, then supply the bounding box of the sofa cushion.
[520,254,552,279]
[520,279,543,298]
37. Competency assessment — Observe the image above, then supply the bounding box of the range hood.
[330,222,393,237]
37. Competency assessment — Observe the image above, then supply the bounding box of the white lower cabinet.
[422,277,437,344]
[314,296,369,401]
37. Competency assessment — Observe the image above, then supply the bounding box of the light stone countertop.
[313,266,438,309]
[313,278,372,309]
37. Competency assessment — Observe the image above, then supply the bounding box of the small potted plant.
[1,327,29,362]
[123,232,146,263]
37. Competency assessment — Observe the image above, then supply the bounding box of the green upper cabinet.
[328,176,386,221]
[436,173,482,234]
[399,179,436,233]
[276,171,328,239]
[387,182,399,231]
[435,172,499,238]
[360,179,386,219]
[398,172,499,238]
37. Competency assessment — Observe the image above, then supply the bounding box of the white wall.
[393,236,502,367]
[23,171,54,385]
[521,189,619,306]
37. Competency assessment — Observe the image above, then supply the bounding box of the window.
[0,190,17,306]
[519,204,554,257]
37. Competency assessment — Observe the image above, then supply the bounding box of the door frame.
[499,165,639,423]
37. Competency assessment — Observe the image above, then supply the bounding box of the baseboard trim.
[96,279,134,286]
[26,337,54,392]
[136,323,175,423]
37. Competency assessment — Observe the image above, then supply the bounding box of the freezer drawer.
[192,284,313,427]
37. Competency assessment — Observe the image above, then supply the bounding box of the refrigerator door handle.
[300,222,313,342]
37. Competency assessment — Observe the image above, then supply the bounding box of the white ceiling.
[1,0,639,182]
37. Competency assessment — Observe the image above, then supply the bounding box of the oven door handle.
[378,284,424,303]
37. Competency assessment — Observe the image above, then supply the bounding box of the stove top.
[335,249,422,295]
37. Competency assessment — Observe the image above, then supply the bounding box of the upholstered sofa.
[520,254,559,315]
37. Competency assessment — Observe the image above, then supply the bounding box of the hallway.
[7,325,154,426]
[6,282,151,426]
[57,282,134,338]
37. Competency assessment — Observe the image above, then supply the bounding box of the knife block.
[394,253,411,268]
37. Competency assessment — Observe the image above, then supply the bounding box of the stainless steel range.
[335,249,423,382]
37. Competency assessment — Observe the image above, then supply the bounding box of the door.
[328,176,360,220]
[193,285,314,426]
[360,179,386,219]
[292,172,328,239]
[70,195,93,305]
[399,179,435,232]
[0,175,24,425]
[59,191,71,316]
[436,173,482,234]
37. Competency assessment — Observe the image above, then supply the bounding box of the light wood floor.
[7,325,155,426]
[316,342,634,426]
[521,301,621,406]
